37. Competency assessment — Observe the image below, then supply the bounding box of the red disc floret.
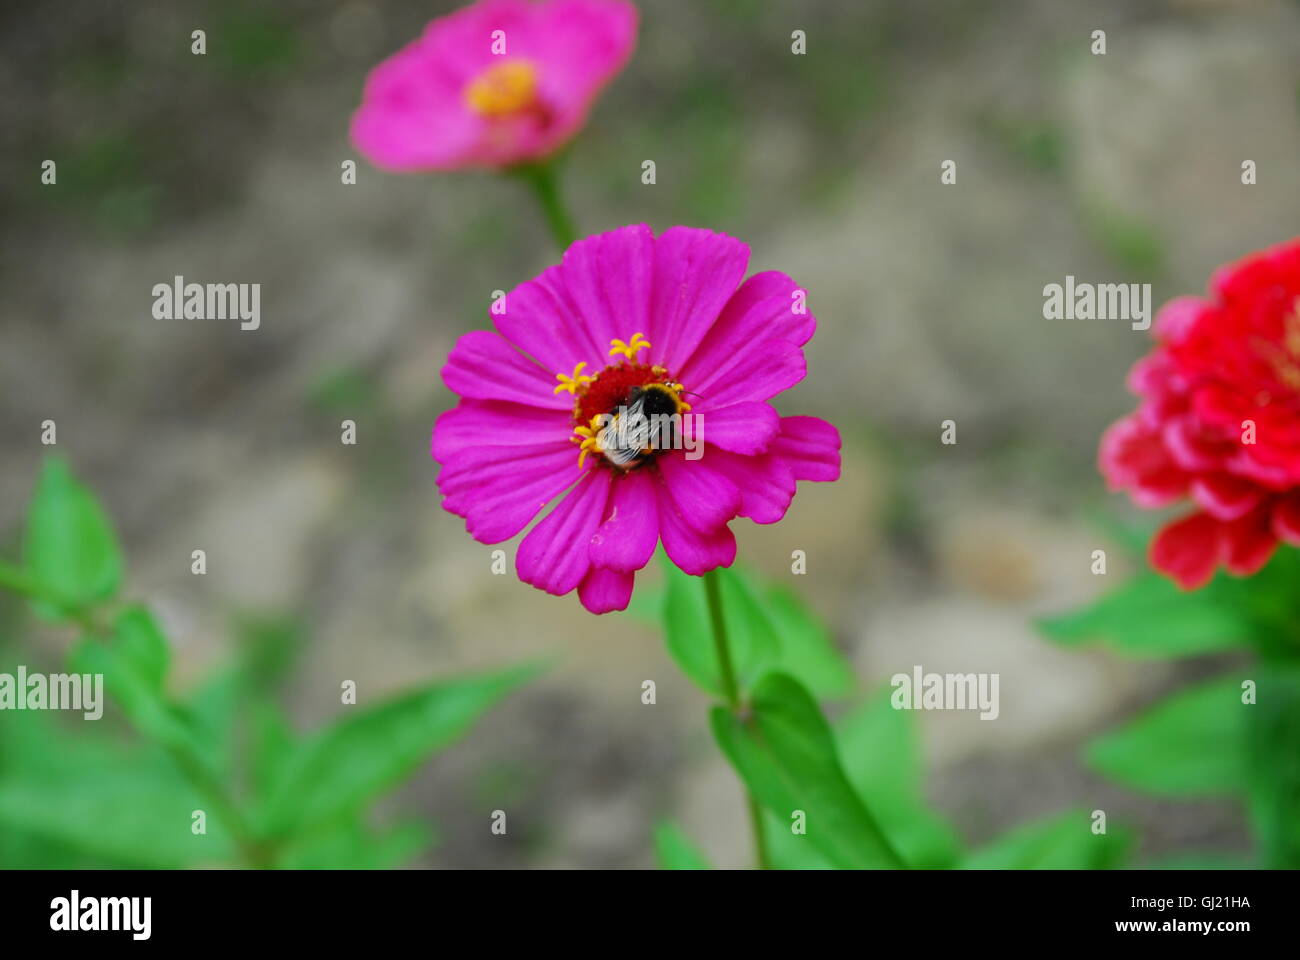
[574,362,668,423]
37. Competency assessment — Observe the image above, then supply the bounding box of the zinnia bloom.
[431,224,841,613]
[350,0,637,172]
[1100,237,1300,589]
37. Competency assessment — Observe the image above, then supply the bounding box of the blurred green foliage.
[0,456,539,869]
[654,560,1132,870]
[1042,521,1300,868]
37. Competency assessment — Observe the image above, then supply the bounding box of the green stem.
[167,745,273,869]
[703,569,771,870]
[515,160,578,252]
[0,560,103,635]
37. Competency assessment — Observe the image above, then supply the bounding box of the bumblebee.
[595,382,687,468]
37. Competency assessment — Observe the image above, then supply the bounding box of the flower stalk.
[515,160,578,252]
[703,568,771,870]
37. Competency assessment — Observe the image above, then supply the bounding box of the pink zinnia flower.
[1099,236,1300,589]
[431,224,842,613]
[350,0,637,172]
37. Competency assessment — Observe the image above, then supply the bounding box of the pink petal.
[577,565,635,614]
[554,224,654,360]
[768,416,841,482]
[693,401,779,456]
[657,451,741,533]
[1271,493,1300,546]
[689,338,807,409]
[648,227,750,372]
[439,444,583,543]
[1150,512,1221,590]
[1098,414,1189,507]
[1162,415,1228,473]
[516,468,612,595]
[1189,474,1264,522]
[442,330,571,409]
[432,400,570,463]
[705,449,797,524]
[589,469,658,572]
[677,270,815,387]
[655,473,736,574]
[348,37,484,172]
[1152,295,1205,346]
[529,0,639,116]
[1221,507,1277,576]
[495,268,600,375]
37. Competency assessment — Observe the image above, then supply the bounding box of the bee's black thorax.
[627,384,681,419]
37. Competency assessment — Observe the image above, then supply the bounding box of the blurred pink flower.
[431,224,841,613]
[350,0,637,172]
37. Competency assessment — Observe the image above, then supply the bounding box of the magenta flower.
[350,0,637,172]
[431,224,841,613]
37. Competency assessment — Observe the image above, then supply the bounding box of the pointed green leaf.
[1086,673,1245,796]
[22,457,123,613]
[110,605,169,690]
[0,710,233,867]
[653,821,711,869]
[834,689,962,867]
[961,809,1130,869]
[762,583,853,699]
[710,672,903,869]
[1039,572,1247,658]
[257,663,541,838]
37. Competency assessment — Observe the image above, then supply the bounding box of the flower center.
[1250,296,1300,395]
[553,334,693,469]
[465,60,539,117]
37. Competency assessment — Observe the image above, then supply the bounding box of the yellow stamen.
[572,414,608,469]
[608,333,651,362]
[465,60,539,117]
[554,362,595,395]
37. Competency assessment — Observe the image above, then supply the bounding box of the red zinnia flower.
[1100,237,1300,588]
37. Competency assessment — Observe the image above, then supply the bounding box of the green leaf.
[251,701,296,798]
[662,564,777,697]
[1244,665,1300,868]
[1087,673,1245,796]
[1148,852,1252,870]
[276,816,433,869]
[710,672,903,869]
[652,821,711,869]
[660,562,852,699]
[257,663,541,838]
[22,457,123,613]
[109,605,169,690]
[961,809,1130,869]
[761,809,836,870]
[1039,571,1248,659]
[70,631,204,761]
[0,710,233,867]
[763,585,853,700]
[1041,548,1300,661]
[834,688,962,867]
